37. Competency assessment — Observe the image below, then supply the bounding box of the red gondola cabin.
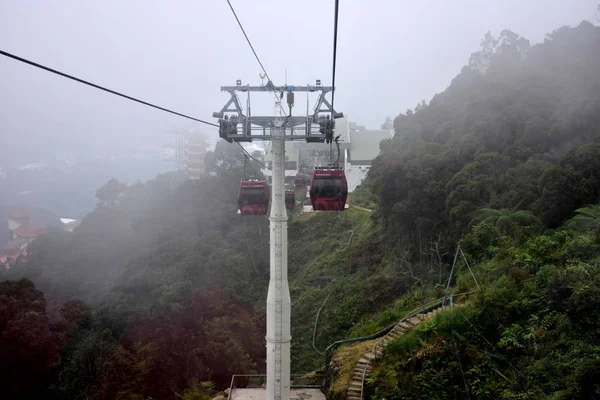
[309,168,348,211]
[294,174,308,188]
[238,179,270,215]
[285,190,296,210]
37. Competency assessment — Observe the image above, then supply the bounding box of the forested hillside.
[370,21,600,249]
[2,19,600,400]
[361,21,600,399]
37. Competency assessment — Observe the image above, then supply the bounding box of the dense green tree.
[0,279,62,399]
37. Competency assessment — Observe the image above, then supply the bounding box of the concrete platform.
[230,388,325,400]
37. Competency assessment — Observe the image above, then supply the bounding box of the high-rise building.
[185,132,207,179]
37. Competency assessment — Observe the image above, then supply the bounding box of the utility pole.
[214,80,342,400]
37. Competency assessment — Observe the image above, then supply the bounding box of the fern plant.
[565,204,600,232]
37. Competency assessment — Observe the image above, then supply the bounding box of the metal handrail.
[358,290,479,400]
[228,374,326,396]
[324,296,451,367]
[358,298,445,400]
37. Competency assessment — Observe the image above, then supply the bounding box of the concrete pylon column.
[266,126,291,400]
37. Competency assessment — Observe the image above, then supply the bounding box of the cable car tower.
[214,79,343,400]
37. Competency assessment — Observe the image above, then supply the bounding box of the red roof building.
[8,208,30,219]
[12,221,47,239]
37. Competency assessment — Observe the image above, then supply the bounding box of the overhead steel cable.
[237,142,296,176]
[237,142,268,170]
[224,0,287,116]
[0,49,218,127]
[330,0,340,116]
[0,49,296,178]
[328,0,340,165]
[225,0,271,83]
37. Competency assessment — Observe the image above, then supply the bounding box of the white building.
[259,117,392,192]
[342,124,393,192]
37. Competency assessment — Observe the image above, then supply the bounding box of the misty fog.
[2,1,600,399]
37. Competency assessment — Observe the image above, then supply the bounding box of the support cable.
[455,308,529,381]
[225,0,270,83]
[242,153,248,179]
[311,293,332,356]
[0,49,218,127]
[330,0,340,117]
[237,142,268,170]
[236,142,295,177]
[225,0,287,116]
[451,329,472,400]
[328,0,340,165]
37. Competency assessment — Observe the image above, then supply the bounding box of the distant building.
[258,117,391,192]
[342,126,393,192]
[185,133,207,179]
[2,208,47,268]
[11,221,47,241]
[8,208,30,234]
[261,141,300,183]
[60,218,81,232]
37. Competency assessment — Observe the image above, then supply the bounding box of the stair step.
[408,316,421,325]
[392,326,406,334]
[391,328,405,337]
[346,397,361,400]
[348,387,362,393]
[349,382,363,389]
[399,321,411,330]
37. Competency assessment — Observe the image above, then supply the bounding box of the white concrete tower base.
[266,126,291,400]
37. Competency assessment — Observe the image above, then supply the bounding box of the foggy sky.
[1,0,597,166]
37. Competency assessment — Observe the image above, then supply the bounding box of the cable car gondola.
[238,179,270,215]
[285,190,296,210]
[294,174,308,188]
[309,168,348,211]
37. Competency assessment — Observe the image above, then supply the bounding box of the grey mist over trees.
[2,2,600,400]
[0,0,594,167]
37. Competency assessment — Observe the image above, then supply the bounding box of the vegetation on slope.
[367,219,600,399]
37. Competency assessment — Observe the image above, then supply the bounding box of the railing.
[324,296,448,368]
[228,374,326,398]
[357,297,448,400]
[358,290,479,400]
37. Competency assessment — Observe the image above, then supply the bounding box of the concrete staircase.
[345,309,442,400]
